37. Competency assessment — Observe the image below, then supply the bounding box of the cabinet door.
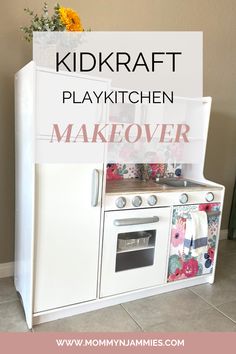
[167,203,221,282]
[34,164,103,312]
[35,69,109,164]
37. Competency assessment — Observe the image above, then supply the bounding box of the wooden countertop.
[105,178,222,195]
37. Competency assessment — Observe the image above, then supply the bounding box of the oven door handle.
[113,216,159,226]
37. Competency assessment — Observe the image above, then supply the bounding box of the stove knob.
[115,197,126,209]
[132,196,142,207]
[148,195,157,206]
[179,193,188,204]
[206,192,214,202]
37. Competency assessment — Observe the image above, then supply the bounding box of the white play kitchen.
[15,63,224,329]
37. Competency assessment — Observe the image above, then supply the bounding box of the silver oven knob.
[132,196,142,207]
[179,193,188,204]
[115,197,126,209]
[148,195,157,206]
[206,192,214,202]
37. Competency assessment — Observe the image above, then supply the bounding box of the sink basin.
[155,179,204,188]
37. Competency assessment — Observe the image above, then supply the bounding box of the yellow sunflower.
[59,7,83,32]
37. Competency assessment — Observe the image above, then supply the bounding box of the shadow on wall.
[204,111,236,228]
[0,23,31,263]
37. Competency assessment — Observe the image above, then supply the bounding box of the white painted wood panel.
[34,163,103,312]
[14,61,36,329]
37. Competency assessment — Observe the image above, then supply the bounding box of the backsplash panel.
[106,163,182,180]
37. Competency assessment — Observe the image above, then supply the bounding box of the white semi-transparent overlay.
[33,32,204,164]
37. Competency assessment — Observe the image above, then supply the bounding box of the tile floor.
[0,240,236,332]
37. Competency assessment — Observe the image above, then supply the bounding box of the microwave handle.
[91,169,99,207]
[114,216,159,226]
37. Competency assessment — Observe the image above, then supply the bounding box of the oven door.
[100,207,171,297]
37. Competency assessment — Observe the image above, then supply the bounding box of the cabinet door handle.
[114,216,159,226]
[91,169,99,207]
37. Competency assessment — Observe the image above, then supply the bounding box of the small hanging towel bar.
[180,210,221,219]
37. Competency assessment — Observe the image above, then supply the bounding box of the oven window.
[115,230,156,272]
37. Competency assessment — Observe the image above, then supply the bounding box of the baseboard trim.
[33,274,213,326]
[220,229,228,240]
[0,262,14,278]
